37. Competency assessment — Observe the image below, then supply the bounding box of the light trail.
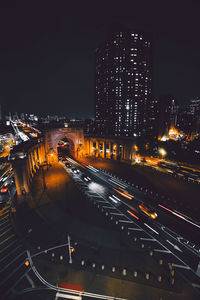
[127,210,139,220]
[158,204,200,229]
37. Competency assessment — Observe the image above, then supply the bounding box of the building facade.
[95,24,155,138]
[157,95,178,138]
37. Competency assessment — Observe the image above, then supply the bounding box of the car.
[81,174,91,182]
[0,183,10,194]
[139,203,158,219]
[65,162,72,168]
[71,167,79,174]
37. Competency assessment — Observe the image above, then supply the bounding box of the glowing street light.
[159,148,167,158]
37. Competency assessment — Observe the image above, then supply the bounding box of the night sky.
[0,1,200,118]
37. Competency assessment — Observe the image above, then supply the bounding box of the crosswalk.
[0,203,41,299]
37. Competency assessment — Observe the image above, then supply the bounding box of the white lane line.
[0,219,9,227]
[0,227,12,238]
[110,213,123,216]
[108,178,127,189]
[154,249,171,254]
[192,283,200,288]
[0,238,18,253]
[55,293,82,299]
[167,240,183,252]
[102,206,115,209]
[128,227,143,231]
[0,234,15,246]
[95,200,106,203]
[119,220,133,223]
[144,223,159,235]
[0,223,11,233]
[172,263,190,270]
[140,238,156,242]
[0,244,22,262]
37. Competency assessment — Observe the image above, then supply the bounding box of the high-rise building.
[157,95,178,138]
[95,24,155,138]
[189,98,200,120]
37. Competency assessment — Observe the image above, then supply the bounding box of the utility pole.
[68,235,72,264]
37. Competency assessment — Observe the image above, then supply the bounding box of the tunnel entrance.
[56,138,74,161]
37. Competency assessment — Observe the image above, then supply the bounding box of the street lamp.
[159,148,167,159]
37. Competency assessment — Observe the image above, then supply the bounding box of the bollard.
[141,243,145,249]
[122,269,127,276]
[134,237,137,242]
[112,266,116,272]
[127,231,130,235]
[149,251,153,256]
[134,271,138,278]
[116,221,118,225]
[81,260,85,266]
[92,263,96,268]
[159,259,163,265]
[101,264,105,270]
[106,212,108,216]
[171,270,175,277]
[52,253,55,257]
[60,256,63,260]
[158,275,162,282]
[111,216,113,220]
[145,272,150,280]
[121,226,124,230]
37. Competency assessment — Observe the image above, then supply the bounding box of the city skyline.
[0,2,200,118]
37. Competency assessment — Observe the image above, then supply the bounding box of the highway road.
[63,156,200,295]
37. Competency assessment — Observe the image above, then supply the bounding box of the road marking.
[128,227,142,231]
[102,206,115,209]
[154,249,171,254]
[0,227,12,238]
[0,223,11,233]
[0,244,22,262]
[108,178,127,189]
[95,200,105,203]
[119,220,133,223]
[140,238,156,242]
[55,293,82,300]
[144,223,159,235]
[0,234,15,246]
[25,273,35,288]
[0,219,9,227]
[192,283,200,288]
[167,240,182,252]
[0,238,18,253]
[110,213,123,216]
[0,250,26,272]
[171,263,190,270]
[0,214,9,221]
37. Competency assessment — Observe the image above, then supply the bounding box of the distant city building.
[157,95,178,138]
[176,98,200,134]
[189,98,200,120]
[95,24,155,138]
[176,105,194,134]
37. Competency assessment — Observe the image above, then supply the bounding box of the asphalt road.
[80,157,200,221]
[63,157,200,295]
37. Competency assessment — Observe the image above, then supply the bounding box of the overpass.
[44,128,136,162]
